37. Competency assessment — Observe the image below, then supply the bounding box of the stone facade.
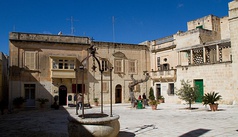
[8,0,238,108]
[149,0,238,104]
[0,52,8,106]
[9,32,150,108]
[229,0,238,104]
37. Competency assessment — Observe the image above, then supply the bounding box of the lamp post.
[110,67,113,117]
[100,69,104,114]
[143,71,148,95]
[79,65,85,118]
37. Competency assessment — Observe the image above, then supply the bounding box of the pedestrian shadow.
[179,128,211,137]
[206,108,226,112]
[118,131,135,137]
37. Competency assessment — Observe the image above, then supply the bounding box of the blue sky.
[0,0,232,55]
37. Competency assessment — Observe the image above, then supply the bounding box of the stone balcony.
[150,69,176,82]
[51,69,75,78]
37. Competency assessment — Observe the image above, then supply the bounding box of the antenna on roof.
[67,16,79,35]
[112,16,116,53]
[112,16,115,42]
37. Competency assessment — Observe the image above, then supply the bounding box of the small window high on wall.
[196,25,203,29]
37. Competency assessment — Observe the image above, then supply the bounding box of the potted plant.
[149,100,159,110]
[157,95,165,103]
[176,80,200,109]
[202,91,222,111]
[93,98,99,106]
[148,87,155,100]
[51,96,59,110]
[13,97,26,108]
[37,98,49,108]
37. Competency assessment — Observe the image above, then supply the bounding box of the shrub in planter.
[149,100,159,110]
[148,87,155,100]
[202,91,222,111]
[37,98,49,108]
[176,80,199,109]
[157,95,165,103]
[51,96,59,110]
[13,97,26,108]
[93,98,99,106]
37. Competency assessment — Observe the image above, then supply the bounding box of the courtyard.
[0,103,238,137]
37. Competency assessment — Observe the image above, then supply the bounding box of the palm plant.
[202,92,222,105]
[37,98,49,104]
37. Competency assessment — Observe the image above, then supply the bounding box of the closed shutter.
[25,52,36,70]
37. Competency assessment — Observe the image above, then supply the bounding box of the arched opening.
[59,85,67,105]
[115,85,122,103]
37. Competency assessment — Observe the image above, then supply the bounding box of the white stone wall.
[176,63,233,104]
[229,0,238,104]
[220,16,230,40]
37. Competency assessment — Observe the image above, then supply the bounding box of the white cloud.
[42,31,52,34]
[177,3,184,8]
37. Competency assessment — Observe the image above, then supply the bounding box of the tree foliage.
[148,87,155,100]
[176,80,199,109]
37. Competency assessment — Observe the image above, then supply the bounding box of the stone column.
[216,44,219,62]
[190,49,193,65]
[203,47,206,63]
[177,51,181,66]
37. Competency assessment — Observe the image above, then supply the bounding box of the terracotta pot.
[159,99,164,103]
[94,102,99,106]
[209,104,218,111]
[151,105,157,110]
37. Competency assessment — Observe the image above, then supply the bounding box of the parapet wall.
[9,32,91,44]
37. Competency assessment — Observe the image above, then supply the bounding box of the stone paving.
[0,103,238,137]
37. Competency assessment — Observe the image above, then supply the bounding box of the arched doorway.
[115,85,122,103]
[59,85,67,105]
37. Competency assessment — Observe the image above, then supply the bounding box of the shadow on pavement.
[118,131,135,137]
[179,128,211,137]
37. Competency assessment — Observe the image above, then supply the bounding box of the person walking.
[76,93,82,115]
[142,93,148,108]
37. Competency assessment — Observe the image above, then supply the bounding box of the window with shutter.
[101,59,108,72]
[114,59,123,73]
[134,84,140,92]
[128,60,136,74]
[210,49,217,63]
[25,51,37,70]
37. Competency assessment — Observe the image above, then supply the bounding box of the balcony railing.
[150,69,176,79]
[51,69,75,78]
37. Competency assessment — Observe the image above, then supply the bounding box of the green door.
[195,80,203,102]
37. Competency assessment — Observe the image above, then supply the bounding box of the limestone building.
[149,0,238,104]
[8,0,238,108]
[9,32,150,108]
[0,52,8,107]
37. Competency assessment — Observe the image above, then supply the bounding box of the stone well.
[68,113,120,137]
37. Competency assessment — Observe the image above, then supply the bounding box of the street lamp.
[109,67,113,117]
[79,65,85,118]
